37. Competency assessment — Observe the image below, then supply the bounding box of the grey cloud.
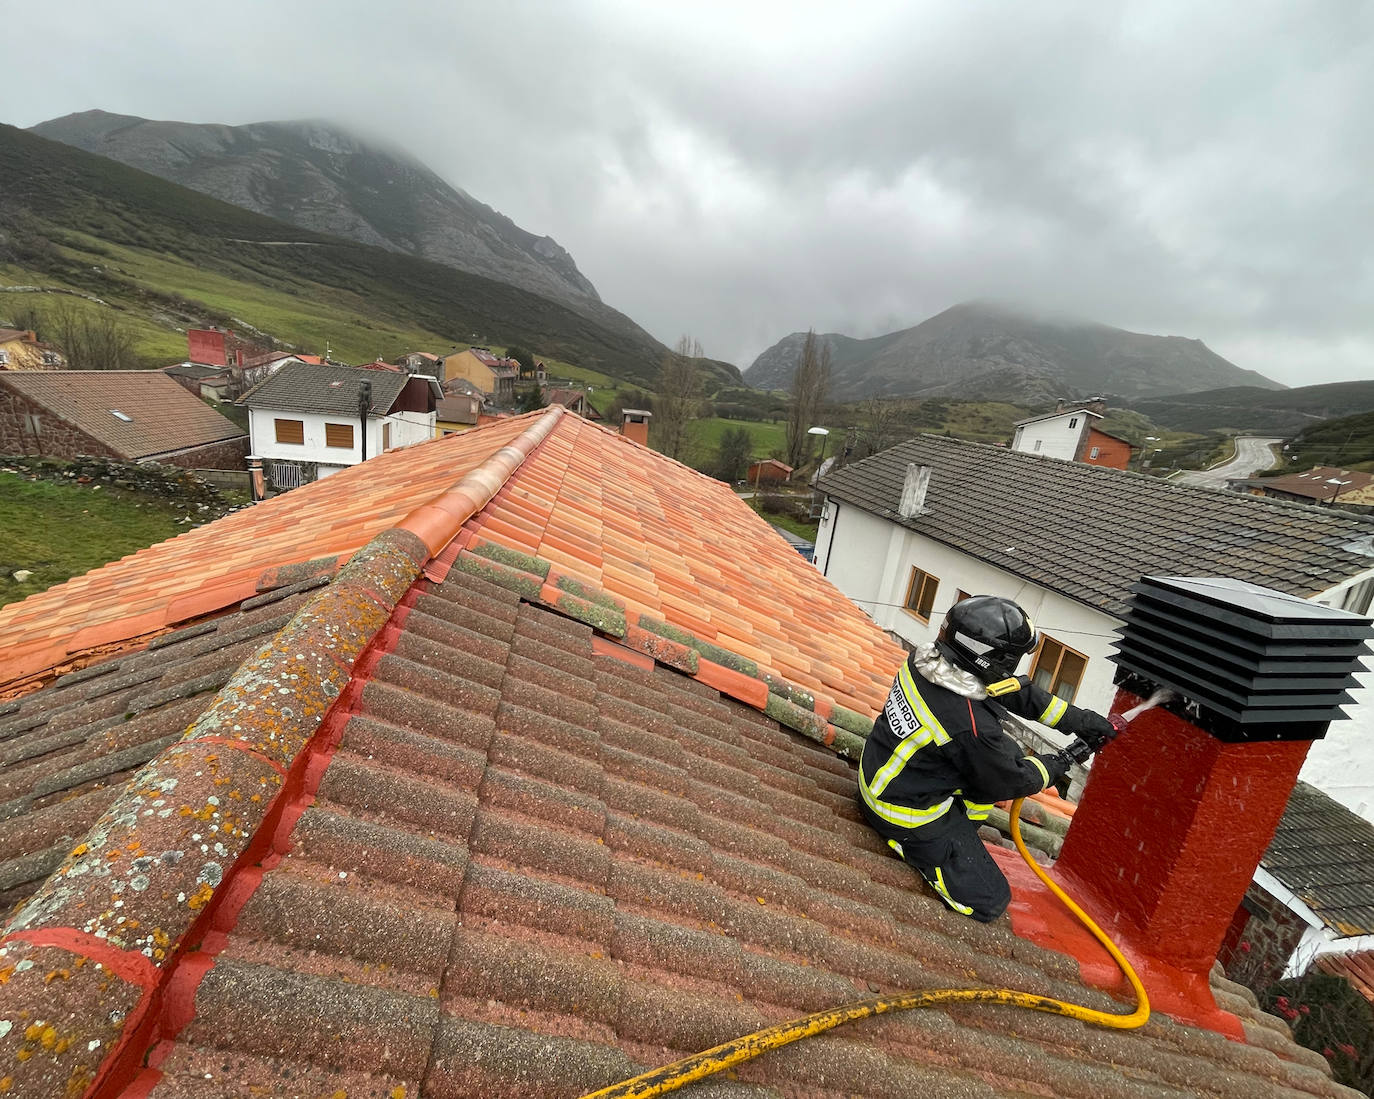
[7,0,1373,384]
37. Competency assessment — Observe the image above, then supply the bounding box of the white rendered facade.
[814,497,1374,822]
[248,407,435,477]
[1010,412,1093,462]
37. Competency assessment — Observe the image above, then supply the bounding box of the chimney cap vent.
[1111,576,1373,741]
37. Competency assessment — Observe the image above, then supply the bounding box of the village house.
[1220,782,1374,991]
[1233,466,1374,510]
[0,369,248,468]
[0,405,1360,1098]
[543,386,601,419]
[0,327,64,370]
[435,377,485,436]
[395,350,441,372]
[240,360,440,490]
[1010,399,1136,470]
[440,346,518,402]
[814,434,1374,818]
[748,457,793,485]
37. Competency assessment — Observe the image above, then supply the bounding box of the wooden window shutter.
[274,418,304,445]
[325,422,354,448]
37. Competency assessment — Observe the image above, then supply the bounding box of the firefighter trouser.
[858,798,1011,922]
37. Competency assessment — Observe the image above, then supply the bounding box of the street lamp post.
[808,426,830,473]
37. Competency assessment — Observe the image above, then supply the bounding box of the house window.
[1089,446,1101,459]
[274,418,305,445]
[1069,418,1079,429]
[0,350,9,365]
[1033,439,1042,452]
[955,589,972,604]
[383,422,392,451]
[325,422,355,448]
[42,351,60,365]
[904,567,939,623]
[1032,636,1088,703]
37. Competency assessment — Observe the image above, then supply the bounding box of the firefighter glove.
[1078,712,1120,752]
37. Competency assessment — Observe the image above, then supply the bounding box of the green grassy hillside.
[0,124,739,390]
[1282,409,1374,473]
[1125,380,1374,435]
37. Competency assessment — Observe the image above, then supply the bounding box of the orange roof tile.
[0,416,540,691]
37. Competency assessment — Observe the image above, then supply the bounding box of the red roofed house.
[1011,399,1136,470]
[441,346,518,402]
[0,406,1362,1098]
[0,369,249,468]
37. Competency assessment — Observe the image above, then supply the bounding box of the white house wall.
[816,500,1374,824]
[1011,417,1081,462]
[249,408,437,467]
[815,502,1120,712]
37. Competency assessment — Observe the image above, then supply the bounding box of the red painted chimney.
[621,408,652,447]
[1053,577,1372,1030]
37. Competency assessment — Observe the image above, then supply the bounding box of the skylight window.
[110,410,133,422]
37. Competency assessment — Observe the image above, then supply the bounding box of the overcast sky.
[8,1,1373,385]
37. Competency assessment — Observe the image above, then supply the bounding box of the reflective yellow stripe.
[859,778,954,829]
[860,664,957,830]
[962,800,993,821]
[1039,696,1068,727]
[931,867,974,915]
[869,724,937,797]
[1026,755,1050,790]
[887,838,905,859]
[899,662,951,746]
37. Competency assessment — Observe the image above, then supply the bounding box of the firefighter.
[858,595,1119,922]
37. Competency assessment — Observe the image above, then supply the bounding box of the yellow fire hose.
[580,796,1150,1099]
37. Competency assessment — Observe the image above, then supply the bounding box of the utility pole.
[358,380,372,463]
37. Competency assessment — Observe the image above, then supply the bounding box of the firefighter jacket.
[859,646,1095,832]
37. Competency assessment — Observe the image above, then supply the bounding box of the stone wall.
[0,455,243,519]
[153,435,249,472]
[0,387,120,461]
[1219,882,1310,995]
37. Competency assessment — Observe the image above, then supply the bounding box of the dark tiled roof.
[819,434,1374,617]
[0,409,1359,1098]
[1263,782,1374,937]
[239,360,412,415]
[0,370,246,460]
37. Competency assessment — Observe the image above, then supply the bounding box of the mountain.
[1127,381,1374,435]
[745,302,1281,402]
[28,110,652,348]
[0,124,746,389]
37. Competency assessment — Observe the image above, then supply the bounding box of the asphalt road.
[1172,436,1284,489]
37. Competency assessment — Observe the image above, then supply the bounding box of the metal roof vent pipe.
[898,464,931,519]
[1051,576,1372,1034]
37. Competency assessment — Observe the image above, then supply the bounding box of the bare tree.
[857,397,904,458]
[652,334,703,462]
[784,330,832,470]
[45,300,138,370]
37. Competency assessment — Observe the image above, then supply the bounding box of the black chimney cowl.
[1110,576,1373,743]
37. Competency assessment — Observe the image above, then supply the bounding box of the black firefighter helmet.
[936,595,1039,683]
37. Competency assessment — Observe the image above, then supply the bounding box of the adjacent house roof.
[239,361,414,416]
[0,406,1350,1098]
[819,434,1374,617]
[1263,781,1374,938]
[162,363,231,383]
[0,370,246,461]
[0,327,38,344]
[1246,467,1374,505]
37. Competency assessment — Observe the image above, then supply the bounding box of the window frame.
[324,421,355,449]
[1089,445,1101,459]
[273,418,305,445]
[1031,635,1089,703]
[903,566,940,624]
